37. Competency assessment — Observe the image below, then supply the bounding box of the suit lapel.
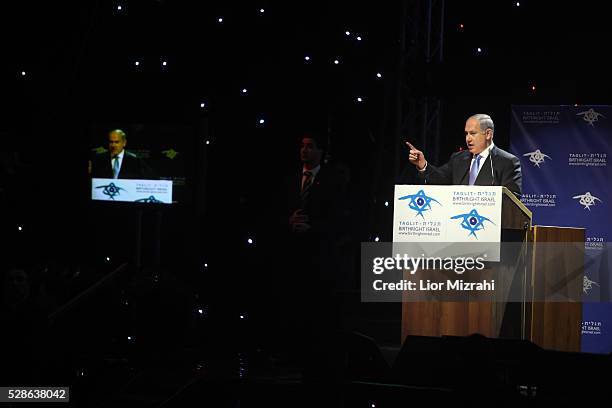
[301,167,323,200]
[475,146,496,185]
[457,151,472,185]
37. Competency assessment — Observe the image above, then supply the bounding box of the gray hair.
[109,129,127,141]
[469,114,494,136]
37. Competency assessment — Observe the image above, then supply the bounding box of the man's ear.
[486,129,493,141]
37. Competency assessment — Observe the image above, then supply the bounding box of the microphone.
[489,153,495,185]
[461,154,471,184]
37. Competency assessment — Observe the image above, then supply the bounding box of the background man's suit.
[288,165,347,240]
[91,151,152,179]
[417,145,522,196]
[281,163,348,369]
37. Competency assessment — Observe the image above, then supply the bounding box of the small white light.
[205,140,210,145]
[357,36,362,41]
[134,61,140,66]
[259,119,265,124]
[515,2,520,6]
[106,257,110,261]
[21,71,26,76]
[345,31,350,36]
[127,336,132,340]
[304,56,310,61]
[259,8,265,13]
[218,17,223,23]
[384,201,389,207]
[240,315,245,319]
[242,88,248,94]
[376,72,382,78]
[357,97,363,102]
[200,102,206,108]
[334,59,339,65]
[18,226,23,231]
[204,263,208,268]
[162,60,167,66]
[371,403,376,408]
[117,5,122,11]
[374,237,380,242]
[248,238,253,244]
[477,47,482,53]
[198,309,203,314]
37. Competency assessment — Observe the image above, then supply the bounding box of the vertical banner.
[510,105,612,353]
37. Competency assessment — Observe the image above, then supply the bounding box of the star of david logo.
[583,275,600,294]
[572,192,602,210]
[523,149,552,167]
[576,108,605,127]
[135,195,163,203]
[96,182,126,200]
[161,149,179,160]
[398,189,441,218]
[91,146,108,154]
[450,208,495,238]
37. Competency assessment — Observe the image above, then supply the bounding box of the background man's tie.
[300,170,313,198]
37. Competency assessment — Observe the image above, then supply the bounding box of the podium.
[394,185,583,352]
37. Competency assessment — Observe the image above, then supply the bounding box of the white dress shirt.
[469,142,494,178]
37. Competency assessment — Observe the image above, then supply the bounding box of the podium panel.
[395,186,583,352]
[397,186,531,340]
[530,226,584,352]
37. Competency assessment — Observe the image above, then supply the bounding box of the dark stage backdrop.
[510,105,612,353]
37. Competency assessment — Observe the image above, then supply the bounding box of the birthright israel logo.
[572,192,602,210]
[135,195,163,203]
[96,182,126,200]
[398,189,441,218]
[450,209,495,239]
[576,108,605,127]
[523,149,551,167]
[583,275,600,294]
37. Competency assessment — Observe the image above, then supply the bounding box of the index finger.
[405,141,418,151]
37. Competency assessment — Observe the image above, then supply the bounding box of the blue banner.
[510,105,612,353]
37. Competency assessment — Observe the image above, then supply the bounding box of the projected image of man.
[90,129,152,180]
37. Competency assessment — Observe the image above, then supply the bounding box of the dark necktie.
[300,171,313,198]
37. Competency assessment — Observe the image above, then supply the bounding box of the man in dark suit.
[278,132,348,373]
[406,114,522,196]
[90,129,152,180]
[288,135,346,236]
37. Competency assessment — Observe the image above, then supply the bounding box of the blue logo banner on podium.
[510,105,612,353]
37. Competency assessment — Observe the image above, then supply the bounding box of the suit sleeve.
[500,155,522,197]
[309,169,348,237]
[139,158,155,179]
[417,154,456,185]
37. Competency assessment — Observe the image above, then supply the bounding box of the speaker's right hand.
[406,141,427,170]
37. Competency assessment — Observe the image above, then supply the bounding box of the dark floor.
[3,263,612,407]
